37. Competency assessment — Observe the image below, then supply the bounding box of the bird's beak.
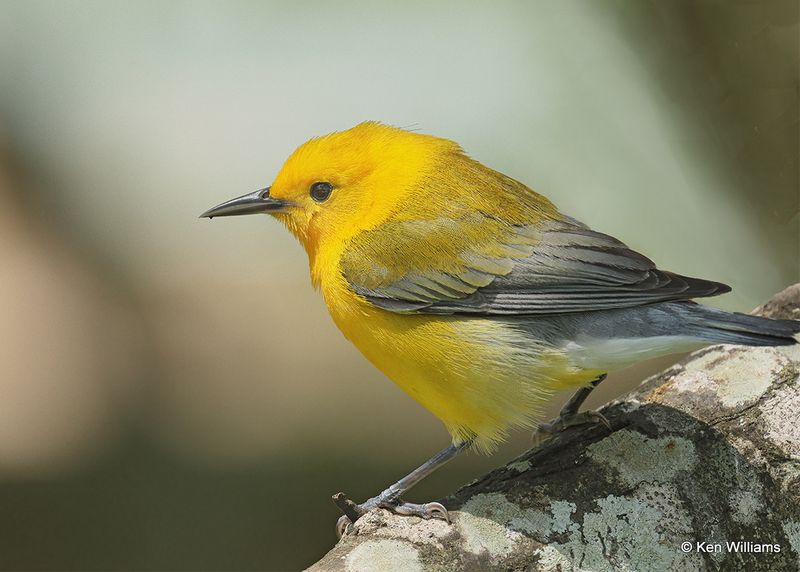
[200,188,291,219]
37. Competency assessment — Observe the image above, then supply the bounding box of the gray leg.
[335,440,471,536]
[535,374,610,437]
[559,373,607,417]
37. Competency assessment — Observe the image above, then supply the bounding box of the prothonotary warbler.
[202,122,800,534]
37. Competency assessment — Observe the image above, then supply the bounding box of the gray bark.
[309,285,800,572]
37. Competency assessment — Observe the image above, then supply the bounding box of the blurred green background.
[0,1,797,570]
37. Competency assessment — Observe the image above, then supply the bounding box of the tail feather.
[680,303,800,347]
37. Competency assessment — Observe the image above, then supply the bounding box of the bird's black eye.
[310,181,333,202]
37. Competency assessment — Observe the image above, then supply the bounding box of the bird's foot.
[334,493,450,538]
[532,410,611,444]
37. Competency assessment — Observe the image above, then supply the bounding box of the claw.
[586,410,611,430]
[336,515,352,539]
[424,501,450,523]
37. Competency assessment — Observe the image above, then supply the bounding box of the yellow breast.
[316,263,599,450]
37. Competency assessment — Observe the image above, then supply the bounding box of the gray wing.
[344,217,731,316]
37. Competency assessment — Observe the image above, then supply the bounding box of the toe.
[586,410,611,429]
[386,500,452,523]
[535,417,565,436]
[336,515,352,539]
[533,409,611,442]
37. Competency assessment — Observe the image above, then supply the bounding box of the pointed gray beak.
[200,188,291,219]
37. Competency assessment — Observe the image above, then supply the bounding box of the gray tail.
[678,302,800,347]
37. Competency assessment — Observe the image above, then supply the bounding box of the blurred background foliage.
[0,1,797,570]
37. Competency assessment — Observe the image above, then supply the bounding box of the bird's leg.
[334,440,471,537]
[535,373,610,437]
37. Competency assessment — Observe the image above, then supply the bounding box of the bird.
[201,121,800,536]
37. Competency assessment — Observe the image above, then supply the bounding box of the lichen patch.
[533,545,577,571]
[546,495,696,571]
[345,539,422,572]
[454,511,517,558]
[759,380,800,458]
[681,347,789,408]
[550,500,577,534]
[460,491,581,545]
[460,492,522,522]
[729,480,764,525]
[587,430,696,487]
[782,521,800,557]
[508,459,532,472]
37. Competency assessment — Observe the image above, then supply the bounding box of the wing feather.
[341,215,730,316]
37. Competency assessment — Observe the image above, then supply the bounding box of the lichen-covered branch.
[309,285,800,572]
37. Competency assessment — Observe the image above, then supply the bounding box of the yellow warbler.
[202,122,799,533]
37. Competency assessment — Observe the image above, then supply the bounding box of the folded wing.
[340,213,730,316]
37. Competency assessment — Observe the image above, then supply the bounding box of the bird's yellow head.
[201,122,460,258]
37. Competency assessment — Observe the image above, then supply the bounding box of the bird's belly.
[328,298,601,449]
[563,335,707,370]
